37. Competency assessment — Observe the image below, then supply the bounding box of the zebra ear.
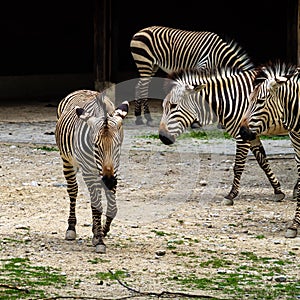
[267,77,287,92]
[193,84,206,92]
[113,101,129,119]
[75,106,98,126]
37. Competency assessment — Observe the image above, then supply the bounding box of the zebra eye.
[170,103,177,109]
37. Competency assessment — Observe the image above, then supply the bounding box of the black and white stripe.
[55,89,129,253]
[130,25,253,125]
[159,66,286,205]
[239,62,300,238]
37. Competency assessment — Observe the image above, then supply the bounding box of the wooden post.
[93,0,112,91]
[286,0,299,64]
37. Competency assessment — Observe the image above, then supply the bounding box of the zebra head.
[76,101,129,190]
[239,62,298,141]
[159,69,206,145]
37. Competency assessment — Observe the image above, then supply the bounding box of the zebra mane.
[165,66,244,92]
[254,60,298,86]
[95,91,115,118]
[221,38,254,70]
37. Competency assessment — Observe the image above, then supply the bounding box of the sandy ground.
[0,99,300,299]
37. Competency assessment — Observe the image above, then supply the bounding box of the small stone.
[274,276,287,282]
[155,249,166,256]
[130,224,139,228]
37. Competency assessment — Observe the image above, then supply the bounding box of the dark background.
[0,0,294,103]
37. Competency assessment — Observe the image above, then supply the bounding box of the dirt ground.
[0,99,300,299]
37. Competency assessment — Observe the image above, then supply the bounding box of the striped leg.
[63,159,78,241]
[83,173,106,253]
[102,186,117,237]
[91,207,105,253]
[223,140,249,205]
[134,98,144,125]
[250,137,285,201]
[135,77,153,126]
[286,132,300,238]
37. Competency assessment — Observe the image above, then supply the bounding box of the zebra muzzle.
[102,175,117,190]
[159,130,175,145]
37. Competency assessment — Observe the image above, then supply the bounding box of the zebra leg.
[223,140,249,205]
[91,207,106,253]
[285,133,300,238]
[83,173,106,253]
[135,77,153,125]
[292,179,299,201]
[250,137,285,201]
[102,186,117,237]
[64,160,78,241]
[286,179,300,238]
[143,99,154,127]
[135,99,144,125]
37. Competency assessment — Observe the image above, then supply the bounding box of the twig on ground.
[0,283,29,293]
[109,269,226,299]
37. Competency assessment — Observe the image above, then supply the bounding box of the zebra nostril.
[159,132,175,145]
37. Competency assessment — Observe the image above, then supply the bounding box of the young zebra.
[130,25,253,126]
[158,66,287,205]
[55,89,129,253]
[239,62,300,238]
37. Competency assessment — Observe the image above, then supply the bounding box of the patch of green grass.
[138,133,159,139]
[0,257,66,299]
[260,135,289,140]
[1,238,24,244]
[87,257,110,264]
[151,230,172,236]
[96,270,128,281]
[167,251,299,299]
[169,270,299,299]
[137,130,290,141]
[199,258,232,268]
[255,234,266,239]
[36,146,58,151]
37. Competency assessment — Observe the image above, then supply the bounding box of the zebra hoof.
[95,244,106,254]
[222,198,234,206]
[65,230,76,240]
[285,228,297,238]
[146,120,155,127]
[135,116,144,125]
[274,192,285,202]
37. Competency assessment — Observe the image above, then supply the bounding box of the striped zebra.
[55,89,129,253]
[130,25,253,126]
[158,66,287,205]
[239,61,300,238]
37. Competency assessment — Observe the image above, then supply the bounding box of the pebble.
[155,249,166,256]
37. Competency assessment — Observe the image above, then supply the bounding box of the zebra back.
[130,25,254,76]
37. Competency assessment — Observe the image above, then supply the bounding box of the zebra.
[239,61,300,238]
[130,25,253,126]
[158,66,288,205]
[55,89,129,253]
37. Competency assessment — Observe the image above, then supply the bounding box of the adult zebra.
[130,25,253,126]
[158,66,288,205]
[55,89,129,253]
[239,62,299,238]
